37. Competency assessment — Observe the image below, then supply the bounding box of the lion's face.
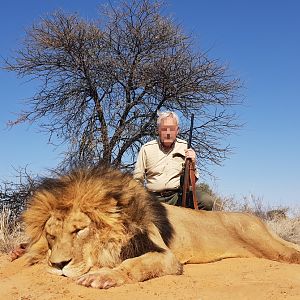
[45,210,94,277]
[23,167,164,280]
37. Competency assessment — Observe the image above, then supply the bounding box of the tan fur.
[166,207,300,264]
[22,167,300,289]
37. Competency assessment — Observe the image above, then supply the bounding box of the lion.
[21,166,300,289]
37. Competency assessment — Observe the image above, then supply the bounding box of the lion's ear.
[25,234,49,265]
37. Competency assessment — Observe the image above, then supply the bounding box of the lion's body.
[22,167,300,289]
[167,206,300,264]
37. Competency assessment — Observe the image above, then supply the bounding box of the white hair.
[157,111,179,127]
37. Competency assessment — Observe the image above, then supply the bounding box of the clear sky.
[1,0,299,208]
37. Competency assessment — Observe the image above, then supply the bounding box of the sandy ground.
[1,255,300,300]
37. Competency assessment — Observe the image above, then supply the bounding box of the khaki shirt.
[133,138,198,192]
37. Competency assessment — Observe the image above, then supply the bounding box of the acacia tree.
[4,0,241,173]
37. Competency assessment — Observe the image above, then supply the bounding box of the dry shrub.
[0,167,36,217]
[266,217,300,245]
[0,206,27,253]
[213,194,269,217]
[213,195,238,211]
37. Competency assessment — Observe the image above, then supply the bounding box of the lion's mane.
[23,167,174,266]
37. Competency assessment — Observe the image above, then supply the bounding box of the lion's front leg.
[76,250,182,289]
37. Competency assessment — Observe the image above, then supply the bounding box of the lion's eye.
[72,227,89,238]
[46,233,56,241]
[72,228,82,235]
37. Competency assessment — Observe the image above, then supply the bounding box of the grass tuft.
[0,206,27,253]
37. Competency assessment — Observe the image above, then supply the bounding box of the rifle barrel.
[188,113,194,148]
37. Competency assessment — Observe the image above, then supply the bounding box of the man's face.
[158,116,179,148]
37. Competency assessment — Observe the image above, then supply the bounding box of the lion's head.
[22,167,173,278]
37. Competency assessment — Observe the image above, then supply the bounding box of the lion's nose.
[51,259,71,270]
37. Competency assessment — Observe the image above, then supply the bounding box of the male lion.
[21,167,300,289]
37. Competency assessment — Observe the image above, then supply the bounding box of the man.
[133,111,213,210]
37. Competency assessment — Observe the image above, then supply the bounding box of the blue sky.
[0,1,299,208]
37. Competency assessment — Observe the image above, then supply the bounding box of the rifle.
[181,114,199,210]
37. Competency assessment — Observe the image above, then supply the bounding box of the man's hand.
[184,148,196,164]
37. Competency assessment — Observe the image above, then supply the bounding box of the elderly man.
[133,111,213,210]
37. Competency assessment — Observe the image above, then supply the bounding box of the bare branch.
[3,0,242,173]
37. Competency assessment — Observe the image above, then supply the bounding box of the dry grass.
[267,217,300,245]
[0,206,27,253]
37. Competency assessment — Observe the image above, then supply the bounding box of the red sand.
[1,255,300,300]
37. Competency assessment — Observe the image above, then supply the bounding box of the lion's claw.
[76,269,123,289]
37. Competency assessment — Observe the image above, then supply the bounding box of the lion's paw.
[76,267,127,289]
